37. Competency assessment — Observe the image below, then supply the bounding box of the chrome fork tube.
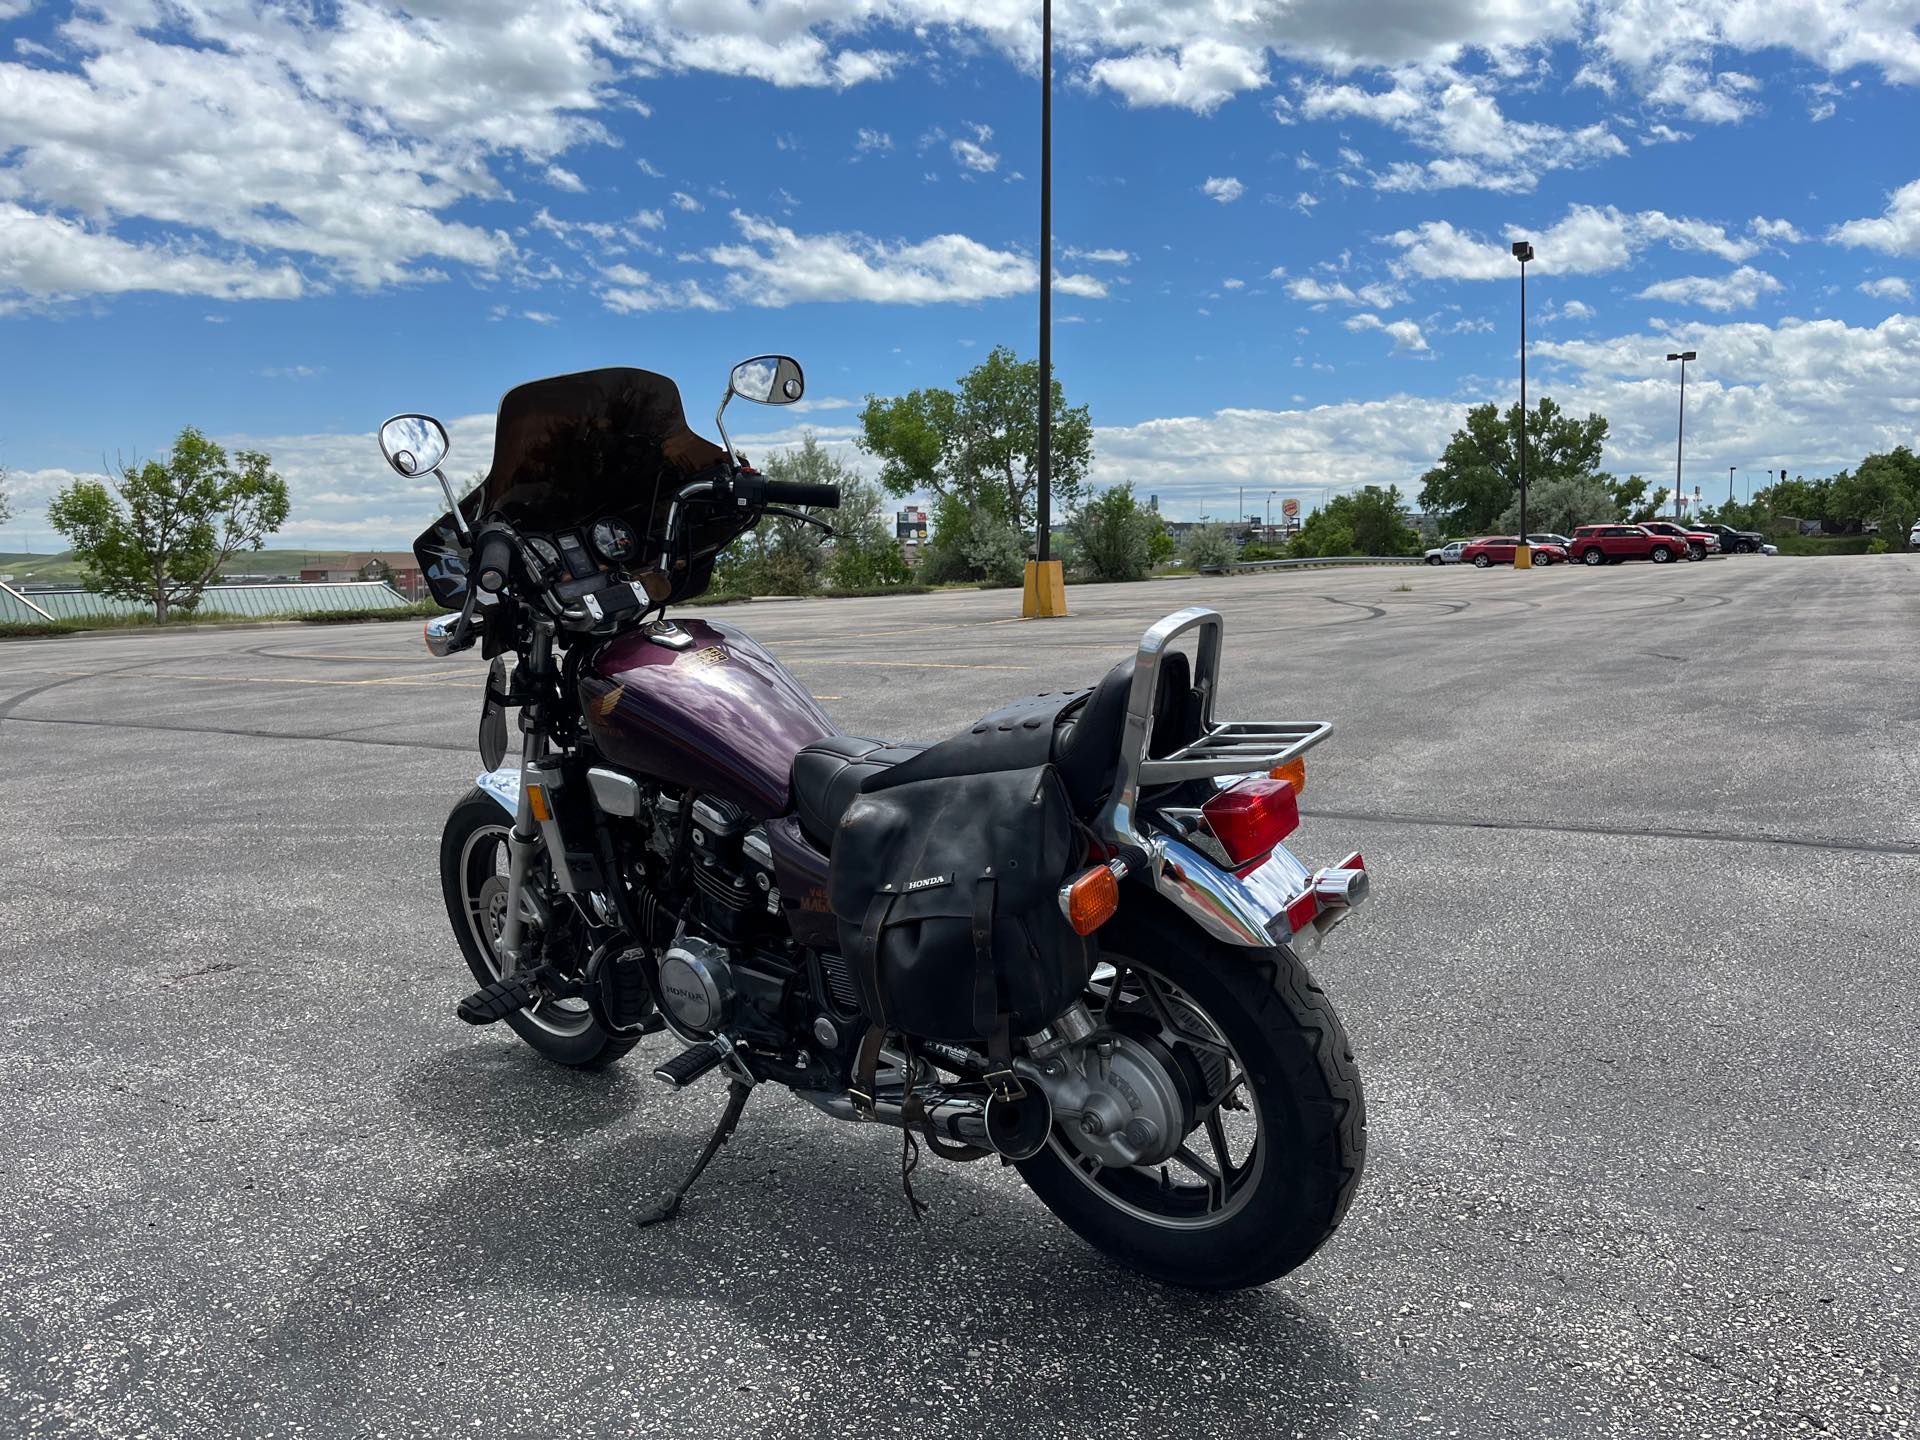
[497,622,555,972]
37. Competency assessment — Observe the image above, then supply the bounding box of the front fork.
[496,622,556,974]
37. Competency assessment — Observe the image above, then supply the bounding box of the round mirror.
[378,414,450,478]
[728,355,804,407]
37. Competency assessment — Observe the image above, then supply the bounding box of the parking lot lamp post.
[1728,465,1736,508]
[1511,241,1533,568]
[1666,351,1695,520]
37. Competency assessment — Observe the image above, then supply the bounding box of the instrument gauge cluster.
[589,516,641,566]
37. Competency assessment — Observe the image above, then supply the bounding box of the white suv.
[1424,540,1468,565]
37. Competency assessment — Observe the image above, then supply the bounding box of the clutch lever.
[762,505,834,538]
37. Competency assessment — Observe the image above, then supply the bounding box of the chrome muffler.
[795,1083,1053,1161]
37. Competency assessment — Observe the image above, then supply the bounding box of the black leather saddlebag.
[827,763,1092,1050]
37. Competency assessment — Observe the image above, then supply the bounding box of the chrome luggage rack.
[1100,606,1331,840]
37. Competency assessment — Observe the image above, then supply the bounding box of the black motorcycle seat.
[791,735,929,849]
[790,655,1170,850]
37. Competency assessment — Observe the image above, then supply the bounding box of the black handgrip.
[473,529,515,593]
[760,480,841,509]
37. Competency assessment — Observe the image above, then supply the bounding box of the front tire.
[440,791,638,1069]
[1651,545,1675,564]
[1017,902,1365,1290]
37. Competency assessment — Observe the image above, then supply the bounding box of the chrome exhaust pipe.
[795,1083,1053,1161]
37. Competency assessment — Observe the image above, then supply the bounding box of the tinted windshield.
[413,367,739,609]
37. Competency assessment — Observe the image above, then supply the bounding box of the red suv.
[1460,536,1570,567]
[1637,520,1718,561]
[1569,524,1689,566]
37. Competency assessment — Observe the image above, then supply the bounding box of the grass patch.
[1771,534,1877,556]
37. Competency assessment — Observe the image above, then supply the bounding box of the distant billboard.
[895,506,928,540]
[1281,497,1301,519]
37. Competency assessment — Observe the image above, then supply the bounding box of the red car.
[1569,524,1689,565]
[1637,520,1719,560]
[1460,536,1570,567]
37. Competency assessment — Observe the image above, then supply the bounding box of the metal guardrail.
[1199,555,1424,574]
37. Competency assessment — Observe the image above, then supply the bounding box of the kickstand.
[635,1079,754,1228]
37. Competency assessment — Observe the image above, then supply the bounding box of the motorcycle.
[378,357,1371,1290]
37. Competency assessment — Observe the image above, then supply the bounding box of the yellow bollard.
[1513,544,1533,570]
[1022,559,1068,617]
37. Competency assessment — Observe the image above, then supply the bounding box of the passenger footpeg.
[652,1038,730,1090]
[456,972,539,1026]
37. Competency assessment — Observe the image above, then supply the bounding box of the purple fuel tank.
[580,618,838,819]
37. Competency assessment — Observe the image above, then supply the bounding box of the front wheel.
[440,791,639,1069]
[1651,546,1675,564]
[1688,544,1706,561]
[1017,903,1365,1290]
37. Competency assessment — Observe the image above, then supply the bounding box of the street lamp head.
[1511,240,1534,263]
[1666,350,1697,362]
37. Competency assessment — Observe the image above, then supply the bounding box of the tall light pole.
[1267,489,1277,535]
[1666,350,1696,520]
[1727,465,1736,508]
[1511,240,1533,567]
[1035,0,1052,565]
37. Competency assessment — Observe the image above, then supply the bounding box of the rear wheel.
[1582,549,1604,566]
[1473,554,1492,568]
[1017,904,1365,1290]
[440,791,638,1069]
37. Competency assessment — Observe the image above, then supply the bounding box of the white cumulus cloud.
[1202,176,1246,204]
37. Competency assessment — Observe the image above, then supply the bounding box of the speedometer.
[589,516,640,564]
[525,537,563,572]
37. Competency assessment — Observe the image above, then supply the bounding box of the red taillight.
[1201,778,1300,868]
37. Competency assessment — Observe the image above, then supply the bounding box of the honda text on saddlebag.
[381,358,1372,1289]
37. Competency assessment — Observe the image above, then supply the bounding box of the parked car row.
[1425,521,1773,569]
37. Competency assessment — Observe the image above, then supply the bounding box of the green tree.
[0,462,12,528]
[858,345,1093,528]
[1291,485,1420,557]
[1497,473,1620,534]
[1604,474,1649,517]
[1067,482,1158,581]
[825,468,911,590]
[1179,523,1237,571]
[45,427,290,623]
[1419,397,1610,533]
[1829,447,1920,538]
[921,491,1026,585]
[1146,516,1175,566]
[714,434,851,595]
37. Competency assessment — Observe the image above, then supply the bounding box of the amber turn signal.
[1064,865,1120,936]
[526,784,553,823]
[1269,756,1307,794]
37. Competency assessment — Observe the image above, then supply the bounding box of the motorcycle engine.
[656,935,732,1032]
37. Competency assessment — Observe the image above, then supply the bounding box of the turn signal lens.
[1269,756,1307,794]
[1201,777,1301,867]
[526,784,553,823]
[1064,865,1120,936]
[1285,889,1321,933]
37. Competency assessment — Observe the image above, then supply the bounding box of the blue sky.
[2,0,1918,549]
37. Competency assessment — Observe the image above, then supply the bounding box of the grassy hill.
[0,548,375,587]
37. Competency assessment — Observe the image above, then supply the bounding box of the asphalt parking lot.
[2,555,1915,1439]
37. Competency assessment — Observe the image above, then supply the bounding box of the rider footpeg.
[653,1038,729,1090]
[456,972,539,1026]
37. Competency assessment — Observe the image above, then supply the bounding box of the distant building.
[300,552,425,600]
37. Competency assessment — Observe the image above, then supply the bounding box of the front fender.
[475,766,519,818]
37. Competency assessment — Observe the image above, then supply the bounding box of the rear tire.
[1473,555,1492,568]
[1581,549,1604,566]
[440,791,639,1070]
[1017,902,1365,1290]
